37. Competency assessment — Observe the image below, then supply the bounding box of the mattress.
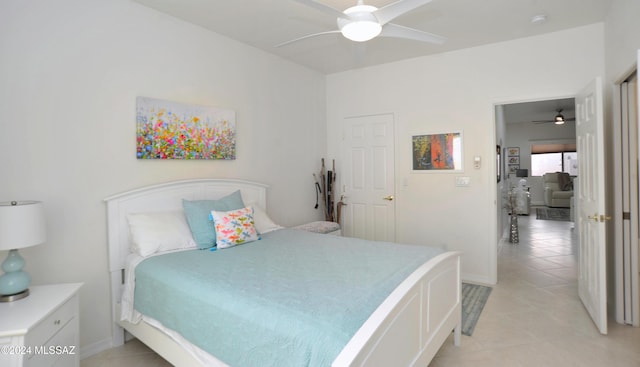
[127,228,444,367]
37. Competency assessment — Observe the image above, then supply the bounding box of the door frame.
[493,93,578,235]
[493,94,578,289]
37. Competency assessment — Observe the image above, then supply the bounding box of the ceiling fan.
[276,0,446,47]
[533,109,575,125]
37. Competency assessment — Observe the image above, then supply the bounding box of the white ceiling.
[131,0,607,121]
[132,0,612,75]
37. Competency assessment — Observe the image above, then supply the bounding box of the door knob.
[588,214,599,221]
[588,214,612,222]
[599,215,612,222]
[383,195,394,201]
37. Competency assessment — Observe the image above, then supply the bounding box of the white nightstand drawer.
[26,315,77,367]
[25,295,77,350]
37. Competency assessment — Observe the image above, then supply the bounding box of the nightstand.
[0,283,82,367]
[293,221,341,236]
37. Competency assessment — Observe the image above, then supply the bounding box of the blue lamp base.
[0,249,31,302]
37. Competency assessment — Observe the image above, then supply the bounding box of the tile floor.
[82,212,640,366]
[430,211,640,367]
[80,339,172,367]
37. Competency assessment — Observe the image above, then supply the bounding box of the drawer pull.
[54,320,61,325]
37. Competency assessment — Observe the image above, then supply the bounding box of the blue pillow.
[182,190,245,249]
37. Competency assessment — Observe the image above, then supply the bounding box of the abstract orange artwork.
[412,132,462,171]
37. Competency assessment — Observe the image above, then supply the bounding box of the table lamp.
[0,201,46,302]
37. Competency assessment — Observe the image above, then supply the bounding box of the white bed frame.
[105,179,461,367]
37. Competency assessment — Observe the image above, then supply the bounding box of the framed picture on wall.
[412,131,463,172]
[508,164,520,175]
[508,156,520,165]
[507,147,520,157]
[136,96,236,160]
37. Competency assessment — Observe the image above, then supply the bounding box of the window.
[531,143,577,176]
[563,152,578,175]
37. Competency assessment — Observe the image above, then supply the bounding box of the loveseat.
[543,172,574,208]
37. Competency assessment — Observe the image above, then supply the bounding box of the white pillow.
[249,204,283,234]
[127,210,197,257]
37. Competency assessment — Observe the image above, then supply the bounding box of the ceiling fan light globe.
[339,4,381,42]
[341,21,382,42]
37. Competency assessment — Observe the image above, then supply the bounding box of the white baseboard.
[80,337,113,360]
[462,273,495,286]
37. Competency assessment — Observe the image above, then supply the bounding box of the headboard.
[104,179,268,344]
[104,179,268,341]
[104,179,268,274]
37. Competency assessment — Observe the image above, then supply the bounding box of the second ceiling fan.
[277,0,446,47]
[534,109,576,125]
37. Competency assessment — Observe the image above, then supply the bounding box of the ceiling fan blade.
[380,23,446,44]
[275,30,341,47]
[375,0,434,25]
[533,120,574,124]
[292,0,347,19]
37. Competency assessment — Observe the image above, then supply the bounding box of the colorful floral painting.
[412,132,462,171]
[136,97,236,160]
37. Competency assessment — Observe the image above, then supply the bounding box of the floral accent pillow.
[210,207,260,249]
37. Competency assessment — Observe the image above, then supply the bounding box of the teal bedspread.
[134,229,444,367]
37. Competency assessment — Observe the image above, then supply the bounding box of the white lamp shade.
[0,201,46,250]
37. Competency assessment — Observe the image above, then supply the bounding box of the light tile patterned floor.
[430,211,640,367]
[80,337,172,367]
[82,212,640,366]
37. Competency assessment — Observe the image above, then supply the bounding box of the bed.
[105,179,461,367]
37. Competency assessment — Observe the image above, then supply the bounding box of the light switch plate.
[474,156,481,169]
[456,176,470,187]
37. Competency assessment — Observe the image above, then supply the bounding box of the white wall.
[0,0,326,356]
[327,24,605,284]
[605,0,640,83]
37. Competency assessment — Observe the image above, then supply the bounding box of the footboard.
[333,251,462,367]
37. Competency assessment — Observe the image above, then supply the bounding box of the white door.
[576,77,608,334]
[341,114,395,241]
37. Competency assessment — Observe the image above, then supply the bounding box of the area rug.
[536,207,570,221]
[461,282,492,336]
